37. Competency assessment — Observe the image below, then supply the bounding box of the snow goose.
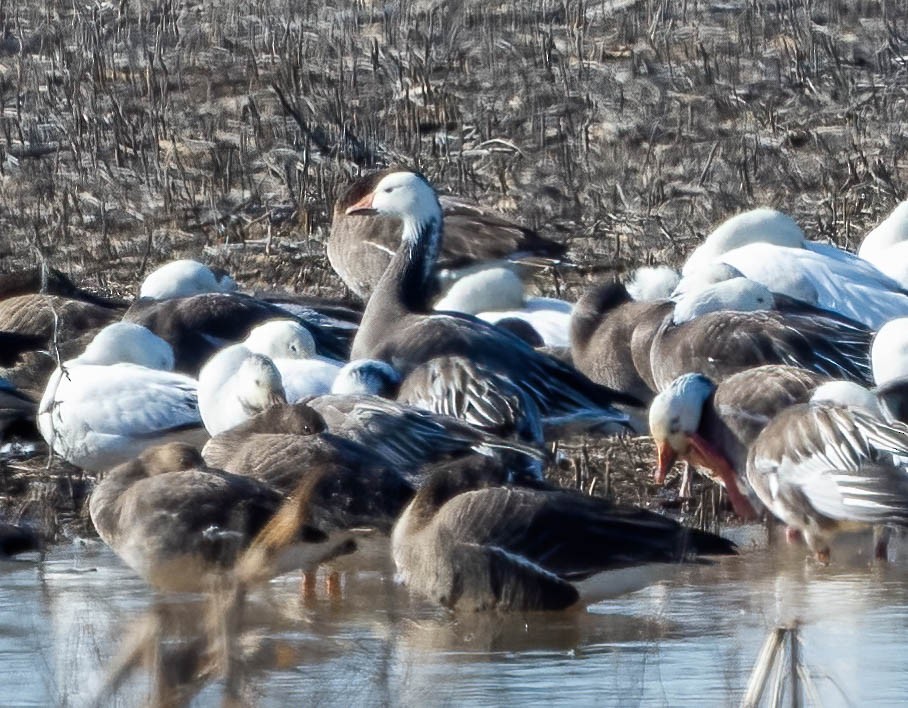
[570,281,671,404]
[344,169,639,437]
[680,208,908,329]
[242,320,343,401]
[746,388,908,563]
[391,455,736,612]
[869,317,908,424]
[858,201,908,276]
[196,344,287,436]
[139,259,237,300]
[330,359,401,396]
[434,267,573,348]
[649,278,873,391]
[648,367,828,518]
[37,323,204,472]
[89,442,354,591]
[329,173,566,300]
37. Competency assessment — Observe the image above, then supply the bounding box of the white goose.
[345,169,638,438]
[37,323,204,472]
[870,317,908,425]
[196,344,287,435]
[242,320,343,401]
[139,259,237,300]
[747,385,908,563]
[679,208,908,328]
[434,267,573,347]
[859,201,908,285]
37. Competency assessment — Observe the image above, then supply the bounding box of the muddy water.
[2,527,908,706]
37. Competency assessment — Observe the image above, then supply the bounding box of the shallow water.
[2,527,908,706]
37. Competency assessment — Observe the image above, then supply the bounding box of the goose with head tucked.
[139,259,238,300]
[649,277,872,391]
[196,344,287,436]
[37,323,204,472]
[648,367,828,519]
[391,455,736,612]
[870,317,908,425]
[344,169,639,437]
[329,174,566,301]
[680,208,908,329]
[859,201,908,284]
[89,442,354,591]
[242,319,344,401]
[746,386,908,563]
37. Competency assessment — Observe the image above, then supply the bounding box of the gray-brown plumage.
[570,282,671,404]
[0,293,119,344]
[392,455,736,612]
[0,266,126,308]
[329,172,566,301]
[89,442,349,591]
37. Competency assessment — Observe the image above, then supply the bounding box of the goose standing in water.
[329,174,566,301]
[89,443,354,591]
[343,170,639,436]
[391,455,736,612]
[647,367,828,519]
[38,323,204,472]
[746,387,908,563]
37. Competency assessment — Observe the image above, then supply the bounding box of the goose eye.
[383,186,394,193]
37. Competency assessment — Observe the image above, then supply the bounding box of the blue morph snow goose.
[343,169,639,438]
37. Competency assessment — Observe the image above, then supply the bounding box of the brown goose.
[391,455,736,612]
[648,367,828,519]
[344,170,639,436]
[570,282,671,404]
[89,443,353,591]
[329,174,566,300]
[649,279,873,391]
[746,399,908,563]
[0,293,119,344]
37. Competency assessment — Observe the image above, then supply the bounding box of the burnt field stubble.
[0,0,906,538]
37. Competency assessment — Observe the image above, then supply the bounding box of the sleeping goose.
[37,323,204,472]
[870,318,908,424]
[647,367,828,519]
[139,259,237,300]
[391,455,736,612]
[680,208,908,329]
[0,293,119,344]
[329,174,566,301]
[196,344,287,436]
[89,442,354,591]
[433,267,573,348]
[344,169,639,437]
[858,201,908,285]
[746,387,908,563]
[649,278,873,391]
[242,320,343,401]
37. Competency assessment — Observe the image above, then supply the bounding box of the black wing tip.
[686,528,738,556]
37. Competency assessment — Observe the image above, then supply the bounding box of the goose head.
[345,170,442,243]
[672,277,774,324]
[648,373,716,483]
[234,354,287,416]
[78,322,175,370]
[139,259,237,300]
[625,266,680,302]
[810,380,883,418]
[331,359,402,396]
[243,319,317,360]
[871,317,908,388]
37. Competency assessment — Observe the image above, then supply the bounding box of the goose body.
[392,456,736,612]
[858,201,908,276]
[37,323,204,472]
[89,443,349,591]
[345,170,638,438]
[139,259,237,300]
[747,400,908,562]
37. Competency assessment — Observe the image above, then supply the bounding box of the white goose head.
[810,380,883,418]
[233,354,287,416]
[434,267,526,314]
[331,359,401,396]
[139,259,237,300]
[871,317,908,388]
[346,170,442,243]
[671,277,774,324]
[243,320,317,360]
[648,373,716,471]
[682,208,804,276]
[624,265,681,302]
[78,322,175,370]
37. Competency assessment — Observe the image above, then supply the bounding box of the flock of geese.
[3,169,908,612]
